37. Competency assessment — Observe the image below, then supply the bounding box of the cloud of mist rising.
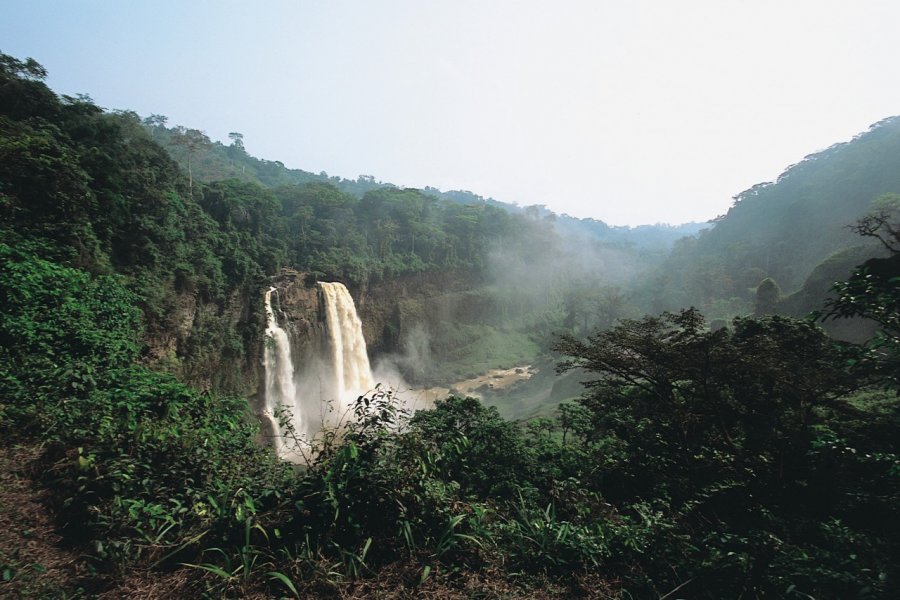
[484,216,654,329]
[371,323,431,381]
[372,324,437,413]
[290,353,346,439]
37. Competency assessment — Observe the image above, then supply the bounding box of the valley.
[0,51,898,599]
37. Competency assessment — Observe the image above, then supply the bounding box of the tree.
[228,131,244,150]
[555,309,855,501]
[409,396,534,498]
[753,276,781,315]
[170,126,210,196]
[141,113,168,141]
[823,207,900,389]
[0,53,47,80]
[554,309,897,597]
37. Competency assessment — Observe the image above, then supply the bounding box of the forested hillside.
[145,118,707,255]
[642,116,900,320]
[1,53,898,599]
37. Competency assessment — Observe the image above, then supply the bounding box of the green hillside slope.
[644,116,900,317]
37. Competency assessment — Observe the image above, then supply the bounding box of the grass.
[431,323,541,381]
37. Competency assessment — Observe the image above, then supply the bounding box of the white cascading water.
[319,282,376,418]
[263,287,297,456]
[262,282,376,460]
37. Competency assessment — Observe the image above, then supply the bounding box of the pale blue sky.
[3,1,899,225]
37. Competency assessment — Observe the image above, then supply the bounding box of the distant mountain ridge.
[144,120,706,252]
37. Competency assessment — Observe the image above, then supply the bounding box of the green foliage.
[146,114,547,288]
[0,242,140,434]
[0,235,291,593]
[779,243,880,342]
[2,51,899,598]
[51,367,289,556]
[278,391,488,579]
[0,241,289,573]
[823,210,900,390]
[753,276,781,315]
[410,396,534,498]
[555,309,899,597]
[0,52,292,394]
[430,322,541,379]
[274,183,522,284]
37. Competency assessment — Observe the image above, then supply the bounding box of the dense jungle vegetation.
[1,53,899,598]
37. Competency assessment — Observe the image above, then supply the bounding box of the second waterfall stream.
[263,281,376,461]
[319,282,376,404]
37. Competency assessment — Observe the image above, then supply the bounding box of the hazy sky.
[3,1,899,225]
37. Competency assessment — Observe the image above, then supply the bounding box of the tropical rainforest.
[1,53,898,599]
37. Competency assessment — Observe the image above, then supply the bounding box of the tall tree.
[142,113,168,138]
[170,126,210,196]
[824,206,900,389]
[227,131,244,150]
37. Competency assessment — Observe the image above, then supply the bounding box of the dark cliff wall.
[351,269,477,356]
[269,269,325,366]
[142,285,264,397]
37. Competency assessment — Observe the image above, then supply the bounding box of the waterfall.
[263,287,297,456]
[262,281,376,460]
[319,282,376,418]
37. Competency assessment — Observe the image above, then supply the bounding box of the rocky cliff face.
[351,269,476,355]
[142,284,262,396]
[142,267,477,402]
[268,269,325,366]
